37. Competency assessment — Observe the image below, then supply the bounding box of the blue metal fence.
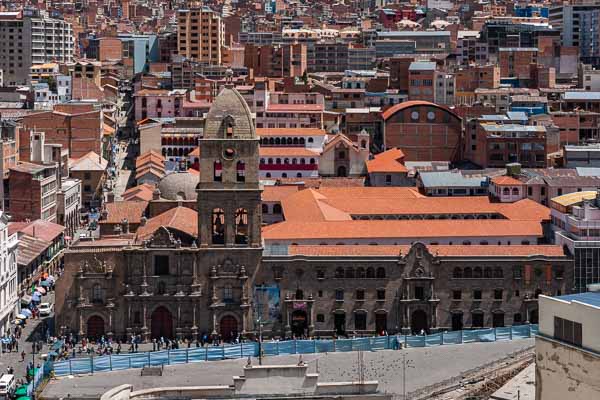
[52,324,538,376]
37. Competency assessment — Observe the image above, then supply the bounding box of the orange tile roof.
[8,220,65,242]
[491,176,524,186]
[381,101,461,121]
[136,206,198,241]
[99,201,148,224]
[262,185,300,202]
[135,166,165,180]
[122,184,155,202]
[366,148,408,173]
[262,219,543,240]
[135,150,165,169]
[259,147,321,157]
[288,244,567,257]
[257,128,327,137]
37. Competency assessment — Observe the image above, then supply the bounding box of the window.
[154,255,169,275]
[493,267,503,279]
[366,267,375,278]
[84,185,91,192]
[262,204,269,214]
[273,204,282,214]
[376,267,386,279]
[464,267,472,278]
[354,313,367,330]
[472,311,484,327]
[134,311,141,324]
[356,289,365,300]
[84,172,91,180]
[335,289,344,301]
[318,290,323,297]
[385,175,392,185]
[513,266,522,279]
[92,284,103,303]
[377,289,386,300]
[212,208,225,244]
[513,313,522,324]
[452,290,462,300]
[317,269,325,279]
[234,208,249,245]
[415,286,425,300]
[316,314,325,323]
[335,267,344,278]
[223,286,233,301]
[453,267,462,278]
[554,316,582,347]
[494,289,503,300]
[473,289,482,300]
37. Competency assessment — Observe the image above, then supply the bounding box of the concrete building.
[551,190,600,292]
[0,9,74,86]
[564,145,600,167]
[243,43,307,78]
[69,151,108,210]
[178,7,225,65]
[57,178,81,238]
[498,47,538,83]
[408,62,436,103]
[549,4,600,66]
[9,161,58,223]
[0,211,17,333]
[536,290,600,400]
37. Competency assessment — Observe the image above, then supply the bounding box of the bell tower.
[197,77,262,248]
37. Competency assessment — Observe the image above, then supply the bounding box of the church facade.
[55,86,574,341]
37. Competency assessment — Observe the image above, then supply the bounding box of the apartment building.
[9,161,58,222]
[0,9,74,86]
[0,211,17,334]
[178,7,225,65]
[243,43,307,78]
[549,4,600,66]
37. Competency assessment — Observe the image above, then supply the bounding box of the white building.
[0,211,18,334]
[536,290,600,400]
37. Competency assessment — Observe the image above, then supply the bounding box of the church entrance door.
[291,310,308,338]
[411,309,429,334]
[87,316,105,339]
[220,316,238,342]
[151,306,173,339]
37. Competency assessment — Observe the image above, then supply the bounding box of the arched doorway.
[451,312,463,331]
[151,306,173,339]
[411,309,429,334]
[291,310,308,338]
[337,166,347,177]
[220,315,238,342]
[87,315,105,339]
[375,312,387,334]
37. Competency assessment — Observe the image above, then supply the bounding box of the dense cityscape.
[0,0,595,399]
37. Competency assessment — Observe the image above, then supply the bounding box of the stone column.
[225,206,235,246]
[200,207,210,247]
[142,302,149,341]
[307,300,314,336]
[211,310,217,335]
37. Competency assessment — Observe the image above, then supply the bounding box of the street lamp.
[255,317,263,365]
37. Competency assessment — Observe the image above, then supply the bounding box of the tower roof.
[204,86,255,139]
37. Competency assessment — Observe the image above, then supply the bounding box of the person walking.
[20,350,26,362]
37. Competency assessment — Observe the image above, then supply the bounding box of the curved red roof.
[381,101,461,121]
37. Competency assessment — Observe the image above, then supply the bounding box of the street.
[0,292,55,383]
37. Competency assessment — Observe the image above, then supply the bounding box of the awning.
[35,287,46,294]
[40,280,50,287]
[21,295,32,305]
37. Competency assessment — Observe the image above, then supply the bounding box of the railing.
[52,324,538,376]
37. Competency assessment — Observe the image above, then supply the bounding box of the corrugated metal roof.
[419,170,488,188]
[576,167,600,177]
[563,92,600,101]
[409,61,437,71]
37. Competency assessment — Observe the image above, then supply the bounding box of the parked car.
[38,303,53,316]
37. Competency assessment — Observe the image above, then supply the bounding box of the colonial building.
[55,84,573,341]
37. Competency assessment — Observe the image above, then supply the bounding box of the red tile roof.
[99,201,149,224]
[136,206,198,241]
[9,220,65,242]
[122,184,155,202]
[261,185,300,202]
[366,148,408,173]
[288,244,567,257]
[491,176,524,186]
[262,219,543,240]
[381,101,461,121]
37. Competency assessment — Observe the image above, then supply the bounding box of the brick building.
[9,162,58,222]
[19,103,104,160]
[382,101,463,162]
[244,43,307,78]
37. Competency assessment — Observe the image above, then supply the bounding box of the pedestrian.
[21,350,26,362]
[152,338,156,352]
[15,340,18,352]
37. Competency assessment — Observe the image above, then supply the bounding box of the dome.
[204,86,255,139]
[157,172,198,201]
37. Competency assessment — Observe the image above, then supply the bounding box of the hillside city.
[0,0,596,399]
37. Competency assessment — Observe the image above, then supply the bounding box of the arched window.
[453,267,462,278]
[157,281,166,295]
[366,267,375,279]
[273,204,282,214]
[214,161,222,182]
[361,140,367,149]
[484,267,492,278]
[310,158,315,164]
[293,138,299,145]
[376,267,386,279]
[268,158,273,164]
[235,208,249,245]
[262,204,269,214]
[162,148,167,156]
[357,267,365,278]
[284,158,290,164]
[224,115,235,137]
[276,158,281,164]
[260,158,265,164]
[287,138,293,145]
[464,267,472,278]
[266,173,271,178]
[296,173,302,178]
[295,288,304,300]
[275,138,281,145]
[236,160,245,182]
[282,173,287,178]
[308,137,314,143]
[335,267,344,278]
[345,268,355,278]
[493,267,503,279]
[300,138,305,145]
[473,267,482,278]
[212,208,225,244]
[512,188,519,195]
[269,138,275,145]
[300,158,306,165]
[292,158,297,164]
[502,187,510,195]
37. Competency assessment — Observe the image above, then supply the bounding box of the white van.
[0,374,15,398]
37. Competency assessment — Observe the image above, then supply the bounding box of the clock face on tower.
[411,111,419,121]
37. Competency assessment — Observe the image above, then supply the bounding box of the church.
[55,84,573,341]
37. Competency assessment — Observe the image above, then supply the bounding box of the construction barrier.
[52,324,538,376]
